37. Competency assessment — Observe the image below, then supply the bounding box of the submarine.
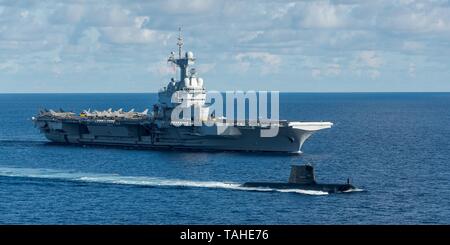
[242,164,356,194]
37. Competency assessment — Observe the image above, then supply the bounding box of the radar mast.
[168,27,195,82]
[177,27,183,59]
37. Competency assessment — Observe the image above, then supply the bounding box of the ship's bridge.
[158,51,207,108]
[155,30,208,121]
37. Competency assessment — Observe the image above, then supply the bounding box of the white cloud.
[408,62,416,77]
[235,52,281,74]
[78,27,101,51]
[0,0,450,92]
[231,60,251,74]
[197,63,216,74]
[101,27,168,44]
[20,10,29,19]
[0,60,20,73]
[237,31,264,43]
[270,2,296,20]
[311,63,341,78]
[311,68,321,78]
[349,51,383,79]
[162,0,216,14]
[300,1,351,28]
[52,65,62,77]
[148,61,176,76]
[99,14,170,45]
[402,41,424,51]
[64,4,84,23]
[368,69,380,79]
[236,52,281,67]
[326,63,341,76]
[384,5,450,33]
[134,16,149,29]
[357,51,382,68]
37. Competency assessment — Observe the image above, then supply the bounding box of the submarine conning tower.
[288,165,317,184]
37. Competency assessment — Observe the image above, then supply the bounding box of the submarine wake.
[342,188,365,193]
[0,166,328,196]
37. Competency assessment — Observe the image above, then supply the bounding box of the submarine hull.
[242,182,355,193]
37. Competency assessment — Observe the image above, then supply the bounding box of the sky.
[1,0,450,93]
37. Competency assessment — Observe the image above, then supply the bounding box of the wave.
[0,166,328,196]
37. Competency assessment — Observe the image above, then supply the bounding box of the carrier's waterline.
[32,32,332,153]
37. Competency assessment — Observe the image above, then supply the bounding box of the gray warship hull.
[34,117,332,153]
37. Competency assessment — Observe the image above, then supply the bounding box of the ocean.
[0,93,449,224]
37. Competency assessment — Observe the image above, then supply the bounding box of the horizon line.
[1,91,450,94]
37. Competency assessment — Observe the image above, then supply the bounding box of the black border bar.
[0,225,449,243]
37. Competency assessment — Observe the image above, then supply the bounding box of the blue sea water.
[0,93,449,224]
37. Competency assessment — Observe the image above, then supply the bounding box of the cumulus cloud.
[357,51,383,68]
[237,31,264,43]
[235,52,282,74]
[326,63,341,76]
[311,68,321,78]
[0,60,20,73]
[61,4,84,23]
[270,2,296,20]
[148,61,177,76]
[100,25,169,45]
[402,41,424,52]
[197,63,216,74]
[368,70,380,79]
[408,62,416,77]
[161,0,217,14]
[349,51,383,79]
[310,63,341,78]
[1,0,450,92]
[299,1,351,28]
[383,3,450,33]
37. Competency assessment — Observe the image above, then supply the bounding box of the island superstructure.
[32,31,333,153]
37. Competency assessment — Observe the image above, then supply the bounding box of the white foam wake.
[342,188,365,193]
[0,166,328,196]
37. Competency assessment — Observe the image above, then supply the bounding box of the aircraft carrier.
[32,31,332,154]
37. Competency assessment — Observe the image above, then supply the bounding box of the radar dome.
[190,77,197,88]
[186,51,194,59]
[197,78,203,87]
